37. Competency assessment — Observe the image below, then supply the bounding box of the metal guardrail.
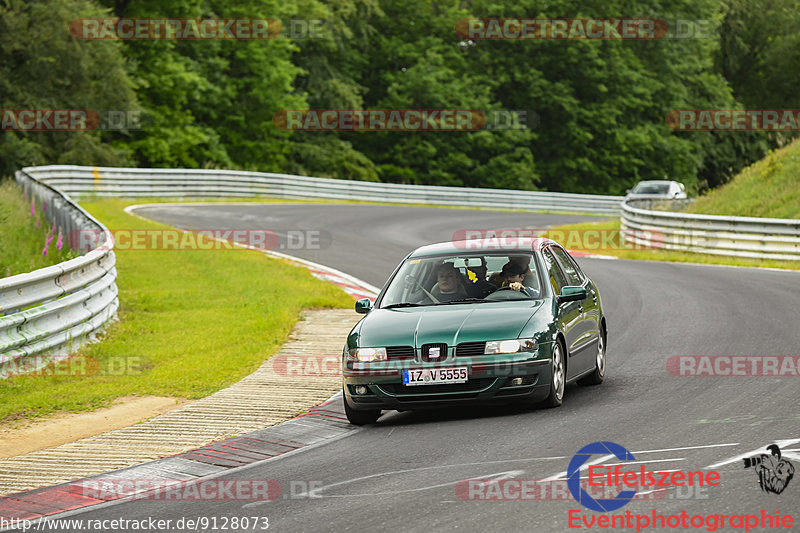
[1,164,621,377]
[0,171,118,378]
[621,199,800,261]
[22,165,625,214]
[5,164,793,380]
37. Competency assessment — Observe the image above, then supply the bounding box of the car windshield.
[631,182,670,194]
[379,252,542,307]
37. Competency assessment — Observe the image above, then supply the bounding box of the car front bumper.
[343,355,553,411]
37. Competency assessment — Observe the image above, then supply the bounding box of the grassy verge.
[0,198,353,423]
[0,179,76,277]
[689,137,800,219]
[541,220,800,271]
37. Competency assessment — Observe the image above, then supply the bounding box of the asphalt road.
[54,204,800,531]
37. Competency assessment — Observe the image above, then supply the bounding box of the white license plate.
[402,367,468,386]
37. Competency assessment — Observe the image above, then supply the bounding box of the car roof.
[635,180,677,185]
[408,238,557,258]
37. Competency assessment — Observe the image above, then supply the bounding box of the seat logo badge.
[429,347,441,359]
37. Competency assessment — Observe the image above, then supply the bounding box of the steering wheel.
[405,274,441,304]
[493,286,531,297]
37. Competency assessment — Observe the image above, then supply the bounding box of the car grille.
[455,342,485,356]
[386,346,415,360]
[378,378,495,396]
[421,343,448,362]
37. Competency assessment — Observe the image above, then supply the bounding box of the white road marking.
[631,443,739,454]
[480,470,526,483]
[637,488,669,496]
[241,469,527,505]
[602,458,686,466]
[313,469,528,499]
[316,469,530,499]
[267,458,565,502]
[705,438,800,470]
[543,442,743,482]
[542,453,614,482]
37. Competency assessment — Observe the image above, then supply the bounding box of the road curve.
[61,204,800,531]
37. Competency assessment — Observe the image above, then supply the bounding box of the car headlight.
[348,347,388,362]
[484,338,537,354]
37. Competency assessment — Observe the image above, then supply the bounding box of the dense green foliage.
[2,0,797,194]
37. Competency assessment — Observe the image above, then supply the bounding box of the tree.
[0,0,137,176]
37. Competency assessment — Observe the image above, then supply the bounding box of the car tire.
[343,392,381,426]
[543,339,566,408]
[577,325,606,386]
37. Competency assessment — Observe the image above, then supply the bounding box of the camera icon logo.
[743,444,795,495]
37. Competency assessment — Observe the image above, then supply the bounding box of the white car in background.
[625,180,687,200]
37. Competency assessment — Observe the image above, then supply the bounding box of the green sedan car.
[342,238,607,425]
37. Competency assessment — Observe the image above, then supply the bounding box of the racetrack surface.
[56,204,800,531]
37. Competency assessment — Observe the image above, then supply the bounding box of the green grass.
[0,179,77,277]
[541,220,800,271]
[689,137,800,219]
[0,198,353,423]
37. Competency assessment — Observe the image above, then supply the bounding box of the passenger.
[464,258,497,298]
[430,262,468,302]
[490,256,534,288]
[499,261,528,292]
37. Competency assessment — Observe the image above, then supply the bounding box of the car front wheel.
[543,340,565,408]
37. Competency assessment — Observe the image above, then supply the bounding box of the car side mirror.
[626,189,631,193]
[558,286,586,302]
[355,298,373,314]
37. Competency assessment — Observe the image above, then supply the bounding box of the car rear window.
[632,183,670,194]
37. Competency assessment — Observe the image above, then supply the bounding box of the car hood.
[353,301,544,348]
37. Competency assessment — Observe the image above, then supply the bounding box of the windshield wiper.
[382,302,426,309]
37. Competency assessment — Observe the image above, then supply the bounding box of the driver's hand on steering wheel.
[508,282,523,291]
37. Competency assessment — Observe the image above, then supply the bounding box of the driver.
[431,262,468,302]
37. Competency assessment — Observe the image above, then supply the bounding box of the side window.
[550,247,584,286]
[541,249,567,295]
